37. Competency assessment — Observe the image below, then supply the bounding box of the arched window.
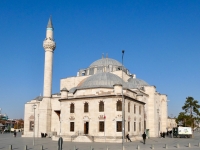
[116,100,122,111]
[134,104,136,114]
[84,102,89,113]
[70,103,74,113]
[99,101,104,112]
[128,102,130,112]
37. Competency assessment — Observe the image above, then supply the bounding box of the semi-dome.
[78,72,125,89]
[34,96,43,101]
[128,78,149,88]
[69,87,77,93]
[90,58,122,67]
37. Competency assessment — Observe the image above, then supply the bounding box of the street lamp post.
[104,114,106,143]
[10,120,11,134]
[60,101,61,137]
[38,114,39,137]
[122,50,125,150]
[171,114,173,138]
[33,104,37,146]
[157,109,159,137]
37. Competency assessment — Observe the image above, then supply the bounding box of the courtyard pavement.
[0,132,200,150]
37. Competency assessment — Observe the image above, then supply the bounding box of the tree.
[176,112,191,127]
[182,97,200,128]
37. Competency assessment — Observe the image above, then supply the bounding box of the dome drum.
[77,57,130,76]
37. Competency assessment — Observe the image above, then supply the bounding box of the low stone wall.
[52,135,142,143]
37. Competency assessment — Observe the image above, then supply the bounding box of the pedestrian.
[58,137,63,150]
[163,132,165,138]
[142,132,146,144]
[14,130,17,137]
[126,134,131,142]
[169,130,172,136]
[160,132,163,138]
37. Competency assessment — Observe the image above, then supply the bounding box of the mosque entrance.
[84,122,89,134]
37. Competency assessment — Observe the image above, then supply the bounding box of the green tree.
[176,112,187,126]
[182,97,200,128]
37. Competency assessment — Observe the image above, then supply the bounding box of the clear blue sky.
[0,0,200,119]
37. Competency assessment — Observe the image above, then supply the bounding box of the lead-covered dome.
[90,58,122,67]
[78,72,125,89]
[128,78,149,88]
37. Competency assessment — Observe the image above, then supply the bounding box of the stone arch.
[116,99,122,111]
[84,102,89,113]
[98,115,106,120]
[128,102,130,112]
[115,114,122,121]
[70,103,75,113]
[29,115,34,120]
[99,101,104,112]
[69,116,75,120]
[83,116,90,122]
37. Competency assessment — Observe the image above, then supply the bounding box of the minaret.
[43,16,56,97]
[38,17,56,134]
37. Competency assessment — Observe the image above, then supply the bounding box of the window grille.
[116,121,122,132]
[84,102,89,113]
[134,122,136,131]
[128,102,130,112]
[116,101,122,111]
[134,105,136,114]
[70,122,74,132]
[99,101,104,112]
[29,121,34,131]
[70,103,74,113]
[99,121,104,132]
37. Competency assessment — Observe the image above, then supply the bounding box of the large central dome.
[127,78,149,88]
[90,58,122,67]
[78,72,125,89]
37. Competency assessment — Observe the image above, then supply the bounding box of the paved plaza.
[1,132,200,150]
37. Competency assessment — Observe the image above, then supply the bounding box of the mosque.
[23,17,168,142]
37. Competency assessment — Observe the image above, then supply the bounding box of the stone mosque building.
[23,17,168,142]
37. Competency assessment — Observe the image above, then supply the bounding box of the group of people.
[160,130,173,138]
[126,132,147,144]
[41,132,48,138]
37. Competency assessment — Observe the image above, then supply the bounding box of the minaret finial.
[106,53,108,58]
[102,53,104,58]
[47,15,53,29]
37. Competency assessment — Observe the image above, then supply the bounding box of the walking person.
[163,132,165,138]
[126,134,132,142]
[142,132,146,144]
[160,132,163,138]
[14,130,17,137]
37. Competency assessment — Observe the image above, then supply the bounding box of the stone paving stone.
[0,132,200,150]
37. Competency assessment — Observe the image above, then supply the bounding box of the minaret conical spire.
[47,16,53,29]
[43,17,56,97]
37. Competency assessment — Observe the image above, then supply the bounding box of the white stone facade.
[167,117,177,130]
[23,17,168,142]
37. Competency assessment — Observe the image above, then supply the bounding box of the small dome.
[61,87,68,91]
[34,96,43,101]
[69,87,77,93]
[128,78,149,88]
[90,58,122,67]
[78,72,125,89]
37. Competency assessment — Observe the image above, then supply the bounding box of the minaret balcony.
[43,39,56,51]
